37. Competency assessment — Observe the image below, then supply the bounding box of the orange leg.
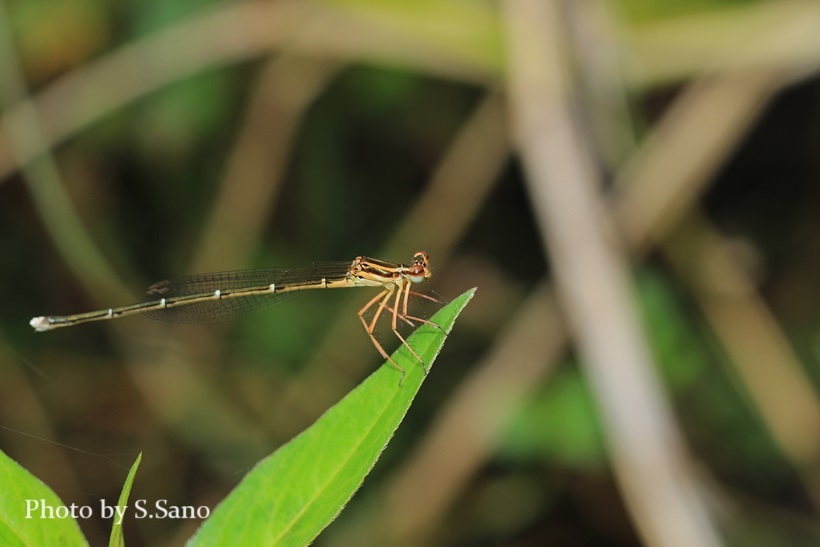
[367,286,391,335]
[384,305,443,334]
[359,283,437,383]
[408,290,442,304]
[402,279,412,315]
[383,304,416,327]
[397,284,436,371]
[358,287,406,383]
[401,313,443,332]
[390,282,426,373]
[404,285,445,333]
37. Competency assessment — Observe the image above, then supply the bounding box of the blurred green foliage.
[0,0,818,545]
[621,0,756,22]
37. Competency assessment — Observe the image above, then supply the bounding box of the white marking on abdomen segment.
[269,283,276,292]
[214,289,222,299]
[160,298,167,308]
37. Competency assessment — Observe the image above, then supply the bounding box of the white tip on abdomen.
[30,316,53,332]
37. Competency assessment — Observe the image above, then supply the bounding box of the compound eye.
[413,251,429,265]
[408,264,425,283]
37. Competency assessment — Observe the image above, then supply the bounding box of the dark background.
[1,0,819,545]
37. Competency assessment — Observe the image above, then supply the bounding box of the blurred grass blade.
[189,288,475,546]
[108,453,142,547]
[0,448,87,546]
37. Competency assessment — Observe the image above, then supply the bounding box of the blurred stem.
[0,0,498,184]
[192,54,342,272]
[613,72,780,253]
[612,69,820,508]
[566,0,637,167]
[665,214,820,506]
[502,1,721,546]
[1,0,817,185]
[623,0,820,88]
[0,2,129,301]
[382,92,510,259]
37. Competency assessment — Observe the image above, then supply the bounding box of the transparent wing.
[142,262,353,324]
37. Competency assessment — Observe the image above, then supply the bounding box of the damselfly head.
[409,251,432,283]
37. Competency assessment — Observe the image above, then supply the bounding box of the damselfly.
[30,252,439,382]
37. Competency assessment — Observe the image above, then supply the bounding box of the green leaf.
[189,288,475,546]
[0,448,87,546]
[108,453,142,547]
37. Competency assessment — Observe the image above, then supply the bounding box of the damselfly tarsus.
[30,252,440,382]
